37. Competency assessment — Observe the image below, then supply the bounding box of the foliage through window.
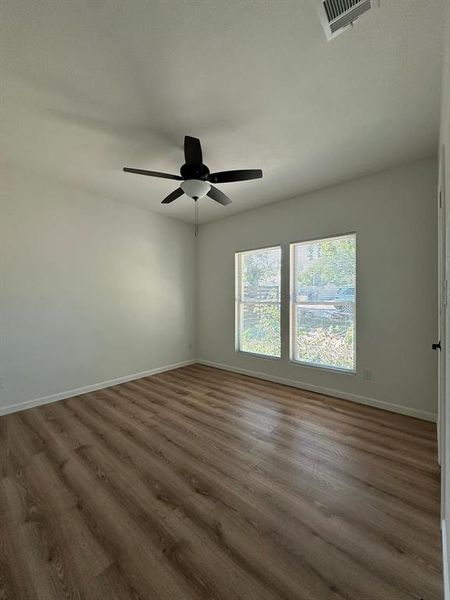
[291,234,356,371]
[236,246,281,358]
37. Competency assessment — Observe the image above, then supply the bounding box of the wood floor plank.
[131,373,440,500]
[161,369,437,468]
[80,383,443,593]
[0,365,442,599]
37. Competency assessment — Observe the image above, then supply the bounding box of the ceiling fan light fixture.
[181,179,211,200]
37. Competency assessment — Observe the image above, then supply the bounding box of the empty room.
[1,0,450,598]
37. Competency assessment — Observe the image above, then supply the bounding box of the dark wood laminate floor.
[0,364,442,600]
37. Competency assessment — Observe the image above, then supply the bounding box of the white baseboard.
[1,357,437,424]
[444,520,450,600]
[196,359,437,423]
[0,359,195,417]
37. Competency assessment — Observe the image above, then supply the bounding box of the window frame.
[289,232,357,374]
[235,244,282,360]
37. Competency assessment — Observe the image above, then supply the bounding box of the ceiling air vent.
[317,0,374,40]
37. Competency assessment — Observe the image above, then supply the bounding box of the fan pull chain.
[194,200,199,237]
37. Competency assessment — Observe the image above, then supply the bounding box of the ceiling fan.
[123,135,263,206]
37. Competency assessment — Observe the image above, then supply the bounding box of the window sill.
[289,359,356,375]
[236,350,281,361]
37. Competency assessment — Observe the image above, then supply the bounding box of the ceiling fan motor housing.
[180,162,210,181]
[181,179,211,200]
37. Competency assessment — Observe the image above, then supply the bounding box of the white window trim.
[235,245,282,360]
[289,233,357,374]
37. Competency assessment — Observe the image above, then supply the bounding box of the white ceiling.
[1,0,445,223]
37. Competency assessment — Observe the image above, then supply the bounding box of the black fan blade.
[162,188,184,204]
[123,167,183,181]
[208,169,262,184]
[207,185,232,206]
[184,136,203,164]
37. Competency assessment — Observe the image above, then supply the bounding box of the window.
[291,234,356,371]
[236,246,281,358]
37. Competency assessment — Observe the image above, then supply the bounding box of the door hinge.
[432,341,442,351]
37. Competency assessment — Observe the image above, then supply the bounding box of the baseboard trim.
[444,520,450,600]
[0,359,195,417]
[196,359,437,422]
[1,357,437,423]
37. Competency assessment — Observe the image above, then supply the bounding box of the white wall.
[197,158,438,421]
[0,168,196,412]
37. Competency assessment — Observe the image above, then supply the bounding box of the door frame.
[438,144,447,526]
